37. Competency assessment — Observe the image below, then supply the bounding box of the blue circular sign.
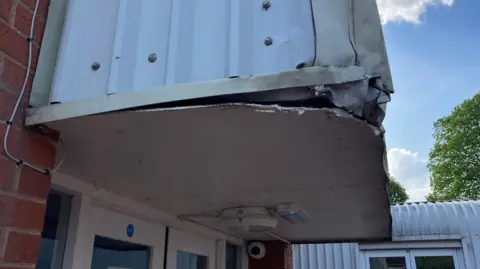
[127,224,134,237]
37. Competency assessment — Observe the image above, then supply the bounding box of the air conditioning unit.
[221,207,278,233]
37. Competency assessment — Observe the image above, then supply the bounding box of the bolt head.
[262,1,271,10]
[148,53,157,63]
[264,37,273,46]
[91,62,100,71]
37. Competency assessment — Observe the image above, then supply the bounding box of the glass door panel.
[91,236,151,269]
[167,229,215,269]
[409,249,460,269]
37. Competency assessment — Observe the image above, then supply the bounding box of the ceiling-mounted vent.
[220,207,278,233]
[277,203,311,224]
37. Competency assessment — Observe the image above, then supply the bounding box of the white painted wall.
[52,172,245,269]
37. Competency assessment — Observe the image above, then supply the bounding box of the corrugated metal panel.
[391,201,480,239]
[50,0,314,103]
[48,0,392,105]
[294,201,480,269]
[293,243,358,269]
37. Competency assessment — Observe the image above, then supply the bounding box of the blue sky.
[379,0,480,200]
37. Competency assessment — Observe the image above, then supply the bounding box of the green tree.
[388,177,409,204]
[427,91,480,201]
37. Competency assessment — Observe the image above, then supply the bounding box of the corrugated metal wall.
[391,201,480,239]
[294,243,359,269]
[294,201,480,269]
[50,0,315,103]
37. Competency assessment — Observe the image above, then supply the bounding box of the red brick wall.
[0,0,55,268]
[249,241,293,269]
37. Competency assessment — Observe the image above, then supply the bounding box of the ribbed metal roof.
[391,200,480,238]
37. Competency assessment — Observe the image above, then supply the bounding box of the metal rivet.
[296,62,306,69]
[264,37,273,46]
[262,1,271,10]
[91,62,100,71]
[148,53,157,63]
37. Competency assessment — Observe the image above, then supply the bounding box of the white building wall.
[294,201,480,269]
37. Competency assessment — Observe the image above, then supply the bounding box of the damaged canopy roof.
[25,67,393,243]
[27,66,390,127]
[43,103,391,243]
[144,75,390,128]
[24,0,394,243]
[32,0,392,110]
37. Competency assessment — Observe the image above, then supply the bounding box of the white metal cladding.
[293,243,359,269]
[48,0,390,104]
[294,201,480,269]
[391,200,480,239]
[50,0,315,103]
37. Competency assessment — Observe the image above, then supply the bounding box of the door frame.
[363,249,412,269]
[166,228,217,269]
[52,172,243,244]
[89,204,167,269]
[52,173,246,269]
[64,198,167,269]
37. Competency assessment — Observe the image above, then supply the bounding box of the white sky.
[387,148,431,201]
[377,0,454,24]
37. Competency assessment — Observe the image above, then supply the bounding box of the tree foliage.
[427,92,480,201]
[388,177,409,204]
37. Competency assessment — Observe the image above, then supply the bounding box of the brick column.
[248,241,293,269]
[0,0,56,268]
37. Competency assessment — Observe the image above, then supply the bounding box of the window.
[226,243,242,269]
[90,236,151,269]
[36,192,72,269]
[415,256,455,269]
[365,249,461,269]
[369,257,407,269]
[176,251,208,269]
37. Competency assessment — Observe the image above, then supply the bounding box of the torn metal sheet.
[311,0,393,92]
[312,77,390,127]
[141,103,384,136]
[137,76,390,128]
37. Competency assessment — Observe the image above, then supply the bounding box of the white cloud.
[387,148,431,201]
[377,0,454,24]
